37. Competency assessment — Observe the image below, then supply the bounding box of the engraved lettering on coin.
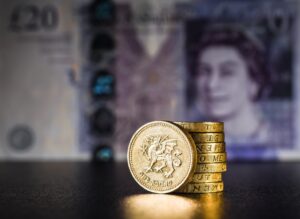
[174,122,224,132]
[191,133,225,143]
[141,135,182,178]
[196,143,226,153]
[191,173,222,183]
[177,182,224,193]
[195,163,227,173]
[197,153,227,163]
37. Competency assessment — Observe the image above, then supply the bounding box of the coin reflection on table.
[122,193,224,219]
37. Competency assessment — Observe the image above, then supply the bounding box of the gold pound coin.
[195,163,227,173]
[196,142,226,153]
[191,133,224,143]
[191,173,222,183]
[174,122,224,133]
[177,182,224,193]
[197,153,227,163]
[127,121,197,193]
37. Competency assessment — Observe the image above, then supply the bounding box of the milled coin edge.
[174,121,224,132]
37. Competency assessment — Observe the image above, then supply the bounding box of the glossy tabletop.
[0,162,300,219]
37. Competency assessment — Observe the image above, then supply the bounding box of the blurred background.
[0,0,299,161]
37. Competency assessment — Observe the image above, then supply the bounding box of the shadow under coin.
[121,193,224,219]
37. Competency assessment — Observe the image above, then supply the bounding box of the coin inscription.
[174,121,224,132]
[128,121,197,193]
[197,153,227,163]
[196,142,226,153]
[191,133,225,143]
[191,173,222,183]
[195,163,227,173]
[177,182,224,193]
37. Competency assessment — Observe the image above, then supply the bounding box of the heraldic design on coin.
[141,135,182,178]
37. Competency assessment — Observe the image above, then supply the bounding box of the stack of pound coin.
[174,122,226,193]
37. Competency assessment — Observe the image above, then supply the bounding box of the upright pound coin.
[127,121,197,193]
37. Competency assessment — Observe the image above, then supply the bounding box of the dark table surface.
[1,162,300,219]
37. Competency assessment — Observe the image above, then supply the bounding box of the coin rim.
[190,132,225,143]
[191,173,223,183]
[174,121,224,132]
[195,142,226,153]
[127,120,197,193]
[176,181,224,193]
[197,152,227,163]
[195,163,227,173]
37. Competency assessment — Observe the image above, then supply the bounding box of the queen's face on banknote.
[196,46,258,119]
[190,26,272,145]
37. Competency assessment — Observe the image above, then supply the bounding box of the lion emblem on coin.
[141,135,182,178]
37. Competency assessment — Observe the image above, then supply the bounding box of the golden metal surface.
[127,121,197,193]
[191,133,225,143]
[174,121,224,133]
[196,142,226,153]
[197,153,227,163]
[177,182,224,193]
[190,173,222,183]
[195,163,227,173]
[122,193,224,219]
